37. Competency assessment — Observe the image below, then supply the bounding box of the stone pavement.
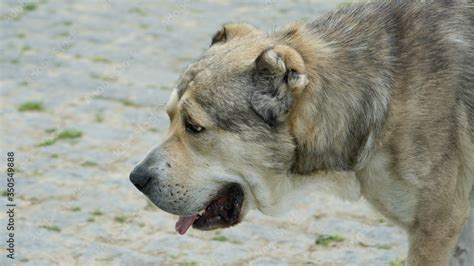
[0,0,407,265]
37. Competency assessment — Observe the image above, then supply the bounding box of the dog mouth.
[175,183,244,235]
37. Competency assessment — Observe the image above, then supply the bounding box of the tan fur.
[131,2,473,265]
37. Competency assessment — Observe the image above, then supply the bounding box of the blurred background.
[0,0,408,265]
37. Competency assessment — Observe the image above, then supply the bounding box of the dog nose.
[129,169,152,191]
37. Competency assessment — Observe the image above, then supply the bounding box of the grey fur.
[251,48,294,127]
[131,1,473,264]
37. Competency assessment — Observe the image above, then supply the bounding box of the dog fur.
[131,1,473,265]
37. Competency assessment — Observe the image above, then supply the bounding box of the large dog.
[130,1,473,265]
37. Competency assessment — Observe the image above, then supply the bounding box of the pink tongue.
[175,215,197,235]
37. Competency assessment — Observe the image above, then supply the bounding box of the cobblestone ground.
[0,1,408,265]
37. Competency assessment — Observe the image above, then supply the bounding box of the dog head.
[130,23,311,234]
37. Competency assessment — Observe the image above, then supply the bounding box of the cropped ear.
[211,23,258,45]
[251,45,309,127]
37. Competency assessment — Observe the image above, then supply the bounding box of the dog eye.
[185,119,204,134]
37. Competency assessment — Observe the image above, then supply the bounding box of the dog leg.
[451,189,474,266]
[407,195,469,266]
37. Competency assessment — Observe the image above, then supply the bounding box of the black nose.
[129,169,152,191]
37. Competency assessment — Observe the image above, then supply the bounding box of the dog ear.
[211,23,258,45]
[251,45,309,127]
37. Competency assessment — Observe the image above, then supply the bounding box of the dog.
[130,1,473,265]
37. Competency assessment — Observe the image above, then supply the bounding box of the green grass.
[375,244,392,250]
[212,235,229,242]
[45,128,56,133]
[277,7,290,14]
[63,20,72,26]
[21,45,32,52]
[389,259,404,266]
[91,210,103,216]
[129,7,147,16]
[102,75,118,82]
[119,99,138,107]
[90,73,118,82]
[81,161,98,167]
[29,197,39,204]
[18,101,44,112]
[24,3,38,12]
[50,153,59,158]
[114,215,127,223]
[93,95,139,107]
[211,234,241,244]
[56,129,81,138]
[19,258,29,263]
[2,191,9,197]
[315,234,344,247]
[95,112,104,122]
[87,217,95,222]
[313,213,326,220]
[16,33,26,38]
[92,56,111,63]
[57,130,82,140]
[56,32,70,38]
[39,224,61,232]
[10,59,19,64]
[358,242,392,250]
[38,139,55,147]
[69,206,81,212]
[38,129,83,147]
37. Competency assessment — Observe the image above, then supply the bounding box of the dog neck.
[253,171,362,216]
[273,20,394,174]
